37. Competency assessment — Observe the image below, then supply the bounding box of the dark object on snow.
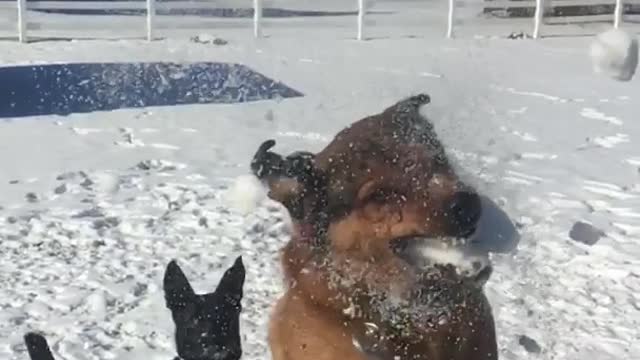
[191,35,229,46]
[569,221,605,246]
[164,256,245,360]
[23,333,56,360]
[518,335,542,354]
[507,31,532,40]
[53,184,67,194]
[25,192,39,203]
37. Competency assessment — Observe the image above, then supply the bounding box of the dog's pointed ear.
[384,93,430,115]
[250,140,324,219]
[24,332,55,360]
[164,260,196,310]
[215,256,245,306]
[251,139,285,178]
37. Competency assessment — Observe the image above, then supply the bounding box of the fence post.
[17,0,27,42]
[357,0,365,40]
[254,0,263,38]
[447,0,455,38]
[614,0,623,28]
[146,0,155,41]
[533,0,544,38]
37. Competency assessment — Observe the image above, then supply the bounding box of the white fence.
[0,0,639,42]
[455,0,640,38]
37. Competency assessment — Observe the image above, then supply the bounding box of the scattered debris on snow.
[507,31,532,40]
[191,34,229,46]
[25,192,39,203]
[518,334,542,354]
[569,221,605,245]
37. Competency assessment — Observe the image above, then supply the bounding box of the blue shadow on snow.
[0,62,303,119]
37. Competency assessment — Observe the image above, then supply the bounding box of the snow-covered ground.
[1,6,640,360]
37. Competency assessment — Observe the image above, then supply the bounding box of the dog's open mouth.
[390,234,492,286]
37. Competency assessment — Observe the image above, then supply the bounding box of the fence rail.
[1,0,639,42]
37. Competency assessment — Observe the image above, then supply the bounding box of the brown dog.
[251,94,498,360]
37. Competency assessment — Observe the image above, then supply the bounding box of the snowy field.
[1,4,640,360]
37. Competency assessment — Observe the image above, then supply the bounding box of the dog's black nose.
[448,191,482,236]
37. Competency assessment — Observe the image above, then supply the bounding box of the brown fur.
[256,95,498,360]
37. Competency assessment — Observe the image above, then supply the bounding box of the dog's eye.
[367,189,388,203]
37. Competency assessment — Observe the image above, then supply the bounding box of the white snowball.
[590,27,638,81]
[87,171,120,195]
[224,174,267,214]
[84,290,107,320]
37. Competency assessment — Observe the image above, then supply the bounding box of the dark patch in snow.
[54,184,68,194]
[80,178,95,189]
[0,62,303,119]
[92,239,106,247]
[507,31,532,40]
[518,335,542,354]
[25,193,39,203]
[135,160,178,172]
[191,34,229,46]
[72,208,105,218]
[133,282,148,297]
[92,216,121,230]
[569,221,605,246]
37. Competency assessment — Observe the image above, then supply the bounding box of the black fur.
[250,139,318,185]
[250,139,284,179]
[164,257,245,360]
[250,139,328,224]
[23,333,55,360]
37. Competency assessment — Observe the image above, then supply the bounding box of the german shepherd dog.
[23,256,245,360]
[251,94,498,360]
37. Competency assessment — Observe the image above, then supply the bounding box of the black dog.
[22,257,245,360]
[164,256,245,360]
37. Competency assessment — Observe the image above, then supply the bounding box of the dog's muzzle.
[391,236,492,287]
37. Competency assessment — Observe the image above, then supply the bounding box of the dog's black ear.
[215,256,245,306]
[164,260,196,310]
[24,332,55,360]
[250,140,325,220]
[251,139,285,179]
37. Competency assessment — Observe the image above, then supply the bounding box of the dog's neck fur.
[282,222,418,322]
[282,228,356,314]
